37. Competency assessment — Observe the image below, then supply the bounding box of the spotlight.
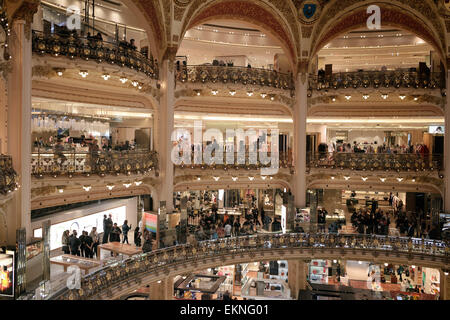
[102,73,110,80]
[79,70,89,78]
[82,185,92,191]
[120,76,128,83]
[135,181,143,186]
[123,183,132,188]
[106,184,115,190]
[345,95,351,100]
[232,177,238,181]
[229,90,236,96]
[211,89,219,95]
[247,91,254,97]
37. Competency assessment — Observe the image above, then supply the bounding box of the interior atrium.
[0,0,449,302]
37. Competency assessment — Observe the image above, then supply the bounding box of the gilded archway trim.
[310,5,446,67]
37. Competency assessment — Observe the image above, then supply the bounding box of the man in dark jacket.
[83,231,93,258]
[69,230,81,256]
[407,222,415,238]
[79,231,86,257]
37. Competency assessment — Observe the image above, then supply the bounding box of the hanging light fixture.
[213,176,220,181]
[248,176,255,181]
[119,76,128,83]
[399,95,406,100]
[344,176,350,180]
[261,176,267,180]
[131,80,139,87]
[106,184,115,190]
[58,187,64,193]
[102,73,110,80]
[396,177,404,182]
[229,90,236,96]
[135,180,143,186]
[260,93,267,99]
[232,176,238,181]
[79,70,89,78]
[123,182,132,188]
[197,177,201,181]
[211,89,219,95]
[247,91,254,97]
[345,95,351,100]
[381,94,389,100]
[82,185,92,191]
[138,83,143,90]
[361,177,368,181]
[362,94,369,100]
[380,178,386,182]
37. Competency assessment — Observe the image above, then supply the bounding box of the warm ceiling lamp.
[247,91,254,97]
[134,180,143,186]
[106,184,115,190]
[232,176,238,181]
[131,80,139,87]
[345,95,351,100]
[138,84,143,90]
[260,93,267,99]
[229,90,236,96]
[380,178,386,182]
[344,176,350,180]
[82,185,92,191]
[211,89,219,95]
[123,182,132,188]
[58,187,64,193]
[248,176,255,181]
[399,95,406,100]
[102,73,110,80]
[119,76,128,83]
[213,176,220,181]
[79,70,89,78]
[270,95,275,101]
[362,94,369,100]
[261,176,267,180]
[381,94,388,100]
[396,177,404,182]
[361,177,368,181]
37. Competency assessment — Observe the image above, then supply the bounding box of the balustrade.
[31,150,158,177]
[32,31,158,79]
[0,155,18,195]
[46,232,448,300]
[176,65,294,91]
[309,70,444,91]
[308,152,443,172]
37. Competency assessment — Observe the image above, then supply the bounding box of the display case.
[309,260,328,283]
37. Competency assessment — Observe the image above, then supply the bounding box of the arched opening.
[181,0,297,72]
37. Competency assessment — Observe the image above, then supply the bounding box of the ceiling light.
[269,176,273,180]
[58,188,64,193]
[131,80,139,87]
[120,77,128,83]
[381,94,388,100]
[333,260,337,263]
[345,95,351,100]
[361,177,368,181]
[445,272,449,276]
[331,176,335,180]
[270,95,275,101]
[79,70,88,78]
[82,185,92,191]
[332,98,336,102]
[232,177,238,181]
[412,178,416,182]
[197,177,201,181]
[384,263,388,267]
[358,261,362,264]
[123,183,132,188]
[106,184,115,190]
[138,84,143,90]
[380,178,386,182]
[344,176,350,180]
[229,90,236,96]
[213,176,220,181]
[363,94,369,100]
[247,91,254,97]
[194,90,201,96]
[102,73,110,80]
[261,176,267,180]
[414,97,419,101]
[260,93,267,99]
[135,181,143,186]
[397,177,403,182]
[211,89,219,95]
[248,176,254,181]
[399,95,406,100]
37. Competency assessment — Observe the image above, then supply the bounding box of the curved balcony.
[0,155,18,195]
[174,151,293,170]
[46,232,448,300]
[308,152,443,172]
[32,31,158,80]
[176,65,294,91]
[31,150,158,178]
[309,71,445,92]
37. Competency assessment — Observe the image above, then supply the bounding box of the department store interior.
[0,0,449,301]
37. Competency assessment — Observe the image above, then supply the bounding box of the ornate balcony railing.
[31,149,158,177]
[176,65,295,91]
[32,31,158,80]
[174,151,293,170]
[0,155,18,195]
[307,152,443,172]
[309,71,445,91]
[47,232,448,300]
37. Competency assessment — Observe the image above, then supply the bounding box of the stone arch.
[122,0,166,59]
[310,1,447,70]
[180,0,298,73]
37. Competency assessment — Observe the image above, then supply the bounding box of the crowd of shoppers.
[331,141,430,155]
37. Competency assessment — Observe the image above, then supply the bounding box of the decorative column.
[287,259,308,299]
[293,72,308,208]
[149,277,174,300]
[445,69,450,211]
[7,17,34,242]
[155,48,177,215]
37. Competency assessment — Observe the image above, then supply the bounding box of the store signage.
[281,205,287,234]
[144,212,158,233]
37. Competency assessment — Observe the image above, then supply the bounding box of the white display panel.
[36,206,127,250]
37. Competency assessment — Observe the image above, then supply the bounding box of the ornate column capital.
[162,45,179,71]
[10,0,39,24]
